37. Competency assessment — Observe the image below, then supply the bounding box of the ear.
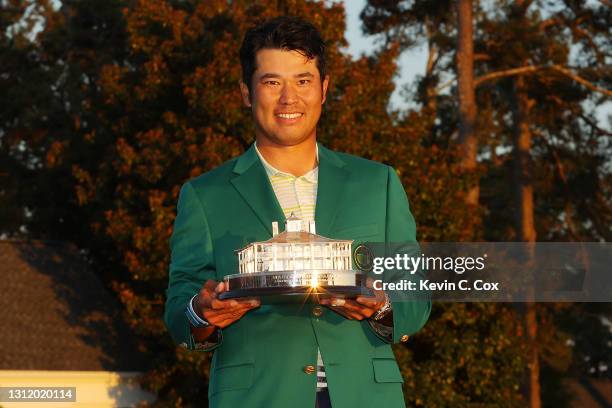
[239,80,252,107]
[321,75,330,105]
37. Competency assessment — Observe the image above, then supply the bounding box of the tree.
[456,0,479,239]
[472,1,610,406]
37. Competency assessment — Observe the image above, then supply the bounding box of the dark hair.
[239,16,327,91]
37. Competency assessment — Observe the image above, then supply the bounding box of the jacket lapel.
[230,143,349,237]
[314,144,350,238]
[230,145,286,236]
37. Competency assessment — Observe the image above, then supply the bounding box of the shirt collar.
[254,141,319,183]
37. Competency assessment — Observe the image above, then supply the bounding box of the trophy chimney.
[309,220,316,234]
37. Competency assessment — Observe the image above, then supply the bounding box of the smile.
[275,113,303,119]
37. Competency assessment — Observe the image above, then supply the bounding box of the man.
[164,16,430,408]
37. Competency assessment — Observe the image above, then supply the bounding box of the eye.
[298,79,311,86]
[263,80,280,86]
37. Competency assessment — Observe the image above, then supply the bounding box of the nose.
[279,83,298,105]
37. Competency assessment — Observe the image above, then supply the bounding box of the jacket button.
[400,335,409,343]
[312,306,323,317]
[303,365,316,374]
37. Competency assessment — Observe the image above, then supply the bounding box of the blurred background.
[0,0,610,407]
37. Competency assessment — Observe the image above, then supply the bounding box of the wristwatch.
[185,294,210,328]
[372,292,392,321]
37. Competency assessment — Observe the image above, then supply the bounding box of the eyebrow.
[259,72,315,80]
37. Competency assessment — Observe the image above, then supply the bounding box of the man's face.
[240,48,329,147]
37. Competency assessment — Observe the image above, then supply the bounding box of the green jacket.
[164,144,431,408]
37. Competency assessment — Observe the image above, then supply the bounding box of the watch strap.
[372,291,392,321]
[185,294,210,328]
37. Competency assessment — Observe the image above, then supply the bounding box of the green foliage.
[395,303,525,407]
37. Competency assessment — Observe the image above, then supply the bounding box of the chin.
[265,131,316,147]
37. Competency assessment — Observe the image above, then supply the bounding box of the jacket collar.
[254,142,319,183]
[314,144,349,237]
[231,142,349,237]
[230,145,285,236]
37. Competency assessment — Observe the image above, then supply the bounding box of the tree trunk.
[456,0,479,238]
[424,17,438,114]
[511,74,540,408]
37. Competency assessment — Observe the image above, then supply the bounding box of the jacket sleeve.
[382,166,431,344]
[164,181,221,351]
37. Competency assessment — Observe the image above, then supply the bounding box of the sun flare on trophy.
[310,271,320,288]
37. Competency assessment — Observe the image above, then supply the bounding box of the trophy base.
[219,286,374,304]
[218,270,374,304]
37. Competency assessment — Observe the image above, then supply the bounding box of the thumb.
[204,279,218,292]
[215,281,226,294]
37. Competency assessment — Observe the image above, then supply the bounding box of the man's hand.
[320,279,386,320]
[194,280,260,328]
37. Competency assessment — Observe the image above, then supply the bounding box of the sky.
[341,0,429,110]
[340,0,611,130]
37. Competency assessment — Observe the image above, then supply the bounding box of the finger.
[207,297,260,313]
[323,297,373,312]
[215,281,226,293]
[334,299,360,309]
[355,296,378,306]
[338,300,376,318]
[332,306,366,320]
[210,298,239,310]
[226,298,260,308]
[204,305,256,323]
[206,301,258,314]
[209,298,259,310]
[240,298,261,307]
[208,306,255,328]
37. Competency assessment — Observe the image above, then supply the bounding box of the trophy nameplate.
[218,215,373,303]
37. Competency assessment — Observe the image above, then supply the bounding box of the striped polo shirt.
[255,143,328,391]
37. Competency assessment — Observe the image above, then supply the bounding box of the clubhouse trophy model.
[219,214,372,301]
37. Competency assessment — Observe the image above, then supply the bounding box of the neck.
[256,138,318,177]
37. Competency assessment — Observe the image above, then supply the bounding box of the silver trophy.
[219,214,373,302]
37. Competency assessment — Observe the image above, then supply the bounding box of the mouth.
[275,112,304,120]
